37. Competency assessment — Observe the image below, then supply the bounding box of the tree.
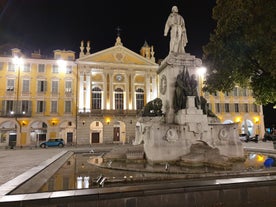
[202,0,276,105]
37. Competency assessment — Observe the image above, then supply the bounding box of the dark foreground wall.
[1,175,276,207]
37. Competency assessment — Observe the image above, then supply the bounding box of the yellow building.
[0,48,77,148]
[0,37,158,147]
[203,88,264,138]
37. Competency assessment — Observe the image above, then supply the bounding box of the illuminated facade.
[76,38,158,145]
[0,38,264,148]
[0,38,158,147]
[0,48,77,147]
[203,88,264,137]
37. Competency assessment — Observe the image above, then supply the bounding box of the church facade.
[76,37,158,145]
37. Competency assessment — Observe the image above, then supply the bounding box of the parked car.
[263,132,276,141]
[40,138,65,148]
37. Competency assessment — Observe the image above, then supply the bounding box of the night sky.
[0,0,216,59]
[0,0,274,128]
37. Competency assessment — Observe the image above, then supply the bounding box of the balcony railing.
[0,110,32,117]
[78,109,138,116]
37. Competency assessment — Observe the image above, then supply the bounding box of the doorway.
[91,132,100,143]
[113,127,120,141]
[67,132,73,144]
[9,134,16,147]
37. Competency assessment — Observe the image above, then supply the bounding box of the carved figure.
[173,71,186,111]
[140,98,163,117]
[164,6,188,53]
[173,68,201,112]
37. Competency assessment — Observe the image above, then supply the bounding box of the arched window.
[115,88,124,110]
[92,87,102,109]
[136,88,144,110]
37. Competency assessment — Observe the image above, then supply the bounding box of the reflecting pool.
[38,151,276,193]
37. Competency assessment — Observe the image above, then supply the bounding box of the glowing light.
[249,153,256,160]
[106,117,111,125]
[235,117,241,123]
[77,176,83,189]
[57,59,67,73]
[12,56,24,66]
[83,176,90,188]
[257,154,265,162]
[196,66,207,77]
[254,117,260,124]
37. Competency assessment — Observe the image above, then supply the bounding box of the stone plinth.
[157,53,202,124]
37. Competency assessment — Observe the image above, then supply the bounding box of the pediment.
[77,45,157,66]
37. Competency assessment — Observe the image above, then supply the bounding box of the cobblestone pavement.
[0,141,274,187]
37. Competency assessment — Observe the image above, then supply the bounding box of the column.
[79,72,84,112]
[85,72,91,112]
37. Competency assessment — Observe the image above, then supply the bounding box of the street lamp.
[12,56,24,147]
[12,56,24,113]
[196,66,207,96]
[57,59,67,73]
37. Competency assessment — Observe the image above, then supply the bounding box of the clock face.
[160,75,167,95]
[116,74,123,82]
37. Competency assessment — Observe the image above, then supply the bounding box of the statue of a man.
[164,6,188,54]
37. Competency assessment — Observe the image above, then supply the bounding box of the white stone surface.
[136,49,244,164]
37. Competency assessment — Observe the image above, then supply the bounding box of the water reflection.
[38,152,276,192]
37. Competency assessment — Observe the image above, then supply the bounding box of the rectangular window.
[23,63,30,72]
[55,54,61,60]
[51,101,58,113]
[21,100,30,114]
[244,104,249,113]
[7,79,15,91]
[0,62,3,70]
[22,80,30,92]
[52,80,59,93]
[52,65,58,73]
[253,104,258,112]
[92,90,101,109]
[66,66,72,74]
[67,56,74,61]
[215,103,220,113]
[8,62,15,72]
[136,93,144,110]
[37,80,47,92]
[38,64,45,73]
[65,81,72,92]
[242,88,247,96]
[233,87,238,96]
[234,103,239,112]
[65,101,71,113]
[6,100,14,113]
[225,103,230,113]
[37,101,45,113]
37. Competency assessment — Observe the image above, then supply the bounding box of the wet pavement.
[0,141,274,187]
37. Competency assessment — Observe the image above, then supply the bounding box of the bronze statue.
[140,98,163,117]
[173,68,201,112]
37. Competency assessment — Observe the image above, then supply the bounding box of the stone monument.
[134,6,244,168]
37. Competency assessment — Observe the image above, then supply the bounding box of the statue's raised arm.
[164,6,188,54]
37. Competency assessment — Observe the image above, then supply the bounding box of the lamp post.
[196,66,207,97]
[12,56,24,147]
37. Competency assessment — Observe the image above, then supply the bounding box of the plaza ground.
[0,141,274,187]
